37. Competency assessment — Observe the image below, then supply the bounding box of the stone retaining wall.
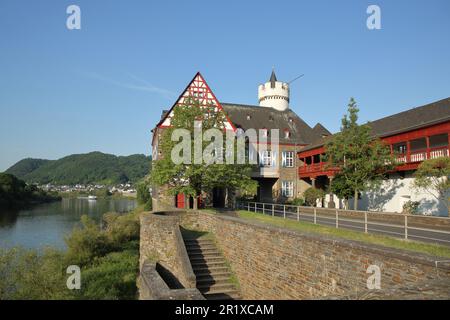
[139,260,204,300]
[180,211,450,299]
[140,212,196,290]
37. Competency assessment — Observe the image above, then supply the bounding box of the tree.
[151,97,257,209]
[303,187,325,207]
[325,98,394,210]
[413,157,450,213]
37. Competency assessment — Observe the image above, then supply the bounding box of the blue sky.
[0,0,449,171]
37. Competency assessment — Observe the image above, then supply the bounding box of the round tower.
[258,70,290,111]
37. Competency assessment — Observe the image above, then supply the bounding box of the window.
[284,130,291,139]
[282,181,294,197]
[246,114,251,120]
[261,128,268,138]
[261,150,272,167]
[282,151,294,167]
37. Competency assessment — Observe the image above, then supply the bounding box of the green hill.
[5,152,151,185]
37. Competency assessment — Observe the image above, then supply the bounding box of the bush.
[402,200,420,215]
[136,181,151,205]
[1,208,141,300]
[72,250,139,300]
[103,212,140,245]
[144,198,152,211]
[64,216,114,267]
[290,198,305,206]
[303,187,325,207]
[0,247,70,300]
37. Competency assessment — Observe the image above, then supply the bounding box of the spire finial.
[270,68,277,88]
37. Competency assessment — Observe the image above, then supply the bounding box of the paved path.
[239,206,450,246]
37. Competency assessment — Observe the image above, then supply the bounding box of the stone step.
[203,291,242,300]
[196,271,231,279]
[186,246,218,252]
[188,252,222,258]
[184,239,214,244]
[196,276,231,285]
[190,256,225,263]
[198,283,237,293]
[191,265,229,273]
[191,262,228,270]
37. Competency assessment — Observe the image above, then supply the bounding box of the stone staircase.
[184,238,241,300]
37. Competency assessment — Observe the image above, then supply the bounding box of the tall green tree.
[413,157,450,213]
[325,98,394,210]
[151,97,257,208]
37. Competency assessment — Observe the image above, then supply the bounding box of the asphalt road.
[240,205,450,246]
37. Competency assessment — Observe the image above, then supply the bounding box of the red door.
[176,193,185,209]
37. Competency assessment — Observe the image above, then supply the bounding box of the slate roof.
[220,103,323,145]
[312,123,332,138]
[300,97,450,152]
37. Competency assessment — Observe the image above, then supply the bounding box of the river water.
[0,198,137,250]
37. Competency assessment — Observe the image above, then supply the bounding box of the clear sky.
[0,0,449,171]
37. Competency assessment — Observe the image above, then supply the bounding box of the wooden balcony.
[299,146,449,178]
[298,162,339,178]
[395,145,449,171]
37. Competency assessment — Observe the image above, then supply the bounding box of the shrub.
[303,187,325,207]
[64,215,114,267]
[1,208,141,300]
[290,198,305,206]
[136,181,151,205]
[0,247,70,300]
[103,212,140,245]
[402,200,420,215]
[72,250,139,300]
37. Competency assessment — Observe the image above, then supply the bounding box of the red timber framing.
[155,72,236,132]
[298,121,450,179]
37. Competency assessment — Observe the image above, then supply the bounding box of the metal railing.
[236,201,450,246]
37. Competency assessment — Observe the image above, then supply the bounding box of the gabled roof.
[155,72,235,131]
[312,123,331,137]
[221,103,324,145]
[368,97,450,138]
[300,97,450,152]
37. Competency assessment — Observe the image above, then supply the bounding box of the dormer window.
[261,128,268,138]
[284,130,291,139]
[246,114,251,120]
[269,116,274,122]
[288,117,293,123]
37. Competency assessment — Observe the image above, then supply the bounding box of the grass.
[233,210,450,258]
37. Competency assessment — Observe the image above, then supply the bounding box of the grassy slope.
[210,209,450,258]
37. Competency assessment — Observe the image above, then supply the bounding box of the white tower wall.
[258,80,290,111]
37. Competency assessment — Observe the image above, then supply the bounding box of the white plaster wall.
[258,82,289,111]
[348,172,449,216]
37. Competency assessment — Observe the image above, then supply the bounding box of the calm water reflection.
[0,198,137,250]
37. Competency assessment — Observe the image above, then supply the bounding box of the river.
[0,198,137,250]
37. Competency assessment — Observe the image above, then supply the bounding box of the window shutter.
[282,152,286,167]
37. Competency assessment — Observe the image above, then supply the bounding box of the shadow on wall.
[156,263,185,289]
[365,180,404,212]
[419,198,447,217]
